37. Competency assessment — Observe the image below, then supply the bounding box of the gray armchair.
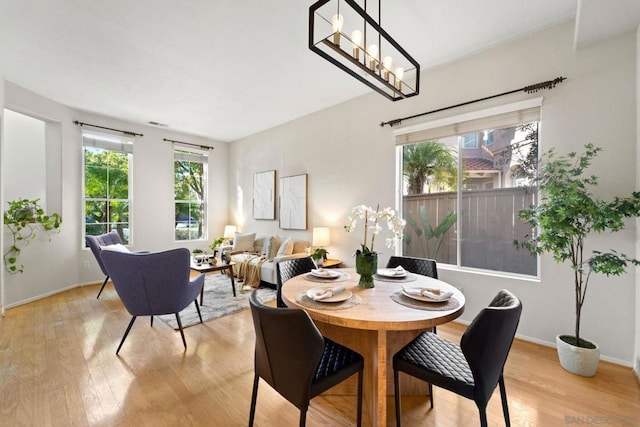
[85,230,123,298]
[101,248,205,354]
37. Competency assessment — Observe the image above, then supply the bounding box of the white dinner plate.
[377,268,407,278]
[401,288,451,303]
[306,286,352,303]
[309,269,341,279]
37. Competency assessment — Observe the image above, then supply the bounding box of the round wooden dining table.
[282,268,465,427]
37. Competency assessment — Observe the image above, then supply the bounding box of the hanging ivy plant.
[3,198,62,274]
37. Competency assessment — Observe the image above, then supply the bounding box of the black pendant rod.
[73,120,143,137]
[380,76,567,127]
[163,138,214,150]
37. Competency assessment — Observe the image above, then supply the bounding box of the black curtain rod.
[163,138,214,150]
[380,76,567,128]
[73,120,144,137]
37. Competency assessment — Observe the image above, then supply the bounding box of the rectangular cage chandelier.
[309,0,420,101]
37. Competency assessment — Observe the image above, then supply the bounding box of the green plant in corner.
[3,198,62,274]
[516,144,640,351]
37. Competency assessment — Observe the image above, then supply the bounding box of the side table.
[321,259,342,268]
[190,261,236,304]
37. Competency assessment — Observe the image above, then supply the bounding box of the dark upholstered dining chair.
[386,255,438,279]
[393,289,522,427]
[101,248,205,354]
[275,257,316,308]
[248,291,363,427]
[85,230,123,299]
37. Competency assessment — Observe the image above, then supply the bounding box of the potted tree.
[517,144,640,376]
[3,198,62,273]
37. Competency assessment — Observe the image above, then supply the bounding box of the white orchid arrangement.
[344,204,406,255]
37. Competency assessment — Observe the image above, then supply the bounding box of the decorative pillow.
[100,243,130,253]
[265,236,281,261]
[233,232,256,252]
[254,236,267,255]
[277,237,294,256]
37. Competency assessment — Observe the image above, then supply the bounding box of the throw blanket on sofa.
[232,253,267,288]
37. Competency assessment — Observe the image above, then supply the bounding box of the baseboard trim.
[3,281,104,310]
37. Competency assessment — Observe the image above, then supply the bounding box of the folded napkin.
[402,286,453,301]
[391,266,407,276]
[311,268,337,278]
[309,285,346,301]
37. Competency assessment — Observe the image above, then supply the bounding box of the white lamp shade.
[223,225,237,239]
[312,227,331,247]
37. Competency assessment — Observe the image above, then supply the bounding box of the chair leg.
[194,299,203,323]
[479,409,488,427]
[356,370,363,427]
[394,368,402,427]
[499,375,511,427]
[96,276,109,299]
[150,316,154,327]
[116,316,137,355]
[428,382,434,408]
[299,407,308,427]
[276,284,286,308]
[248,374,259,427]
[175,313,187,349]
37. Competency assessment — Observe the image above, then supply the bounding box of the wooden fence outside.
[402,187,537,276]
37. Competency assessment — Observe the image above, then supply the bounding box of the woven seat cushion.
[311,338,363,395]
[394,332,474,399]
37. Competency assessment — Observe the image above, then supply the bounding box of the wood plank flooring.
[1,283,639,426]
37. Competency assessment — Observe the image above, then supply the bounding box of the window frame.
[82,131,134,246]
[173,145,208,242]
[393,98,542,278]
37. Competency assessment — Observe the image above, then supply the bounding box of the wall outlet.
[82,261,90,268]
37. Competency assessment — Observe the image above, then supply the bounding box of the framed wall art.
[253,170,276,220]
[279,174,307,230]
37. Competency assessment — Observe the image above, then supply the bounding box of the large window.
[174,146,208,241]
[396,100,540,276]
[83,133,132,244]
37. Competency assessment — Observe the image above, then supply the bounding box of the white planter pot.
[556,335,600,377]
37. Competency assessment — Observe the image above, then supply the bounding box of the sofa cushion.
[233,232,256,252]
[277,236,294,256]
[100,243,130,253]
[264,235,281,261]
[292,239,309,254]
[254,236,268,255]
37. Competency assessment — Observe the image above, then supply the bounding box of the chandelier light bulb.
[367,44,379,71]
[351,30,362,60]
[332,14,344,45]
[382,56,393,81]
[394,67,404,90]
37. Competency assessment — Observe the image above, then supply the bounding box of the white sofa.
[222,233,311,286]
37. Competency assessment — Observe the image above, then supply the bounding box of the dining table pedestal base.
[315,322,430,427]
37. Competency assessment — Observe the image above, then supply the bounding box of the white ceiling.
[0,0,637,142]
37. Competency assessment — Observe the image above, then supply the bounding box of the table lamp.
[312,227,330,266]
[223,225,237,245]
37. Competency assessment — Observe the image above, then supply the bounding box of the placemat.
[390,291,460,311]
[295,292,361,310]
[303,272,351,283]
[373,273,417,283]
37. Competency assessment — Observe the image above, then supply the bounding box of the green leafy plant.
[516,144,640,348]
[311,248,328,262]
[3,198,62,274]
[404,206,456,259]
[209,237,225,251]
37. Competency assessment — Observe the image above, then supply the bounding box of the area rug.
[158,273,276,329]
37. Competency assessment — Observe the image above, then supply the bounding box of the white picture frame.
[253,170,276,220]
[279,174,307,230]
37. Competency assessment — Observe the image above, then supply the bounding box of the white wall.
[635,24,640,378]
[1,83,229,307]
[229,22,638,364]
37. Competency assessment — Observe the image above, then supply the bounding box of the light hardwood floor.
[1,283,639,426]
